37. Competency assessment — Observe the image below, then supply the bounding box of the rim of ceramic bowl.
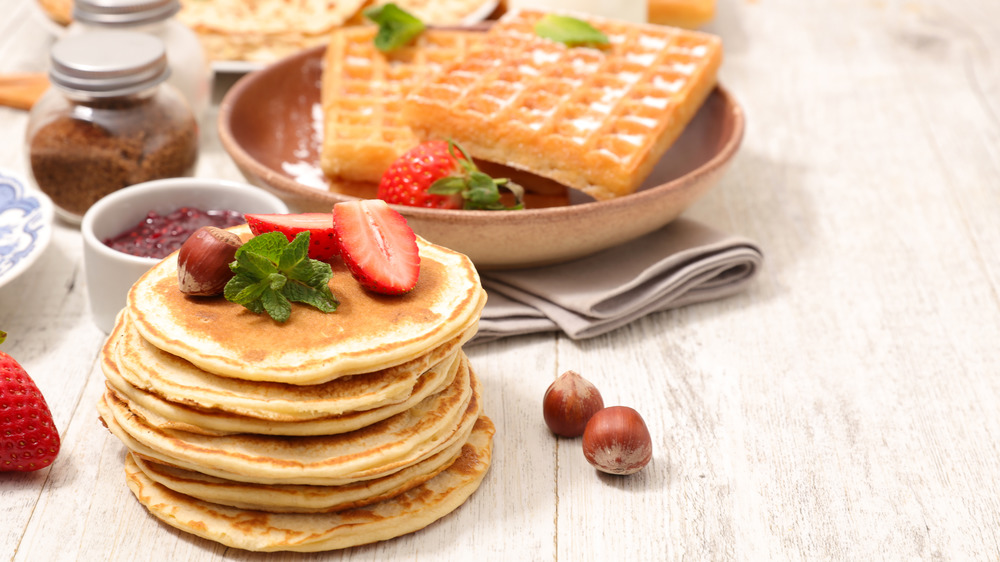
[0,168,55,288]
[80,177,289,267]
[217,44,745,225]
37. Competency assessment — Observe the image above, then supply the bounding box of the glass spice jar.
[26,31,199,224]
[68,0,211,123]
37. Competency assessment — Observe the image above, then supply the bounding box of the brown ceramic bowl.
[219,44,745,270]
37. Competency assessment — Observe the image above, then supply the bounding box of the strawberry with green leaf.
[224,232,339,322]
[377,140,524,211]
[0,331,60,472]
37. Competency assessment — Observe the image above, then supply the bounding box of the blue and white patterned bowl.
[0,170,54,289]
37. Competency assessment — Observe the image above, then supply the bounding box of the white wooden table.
[3,0,1000,560]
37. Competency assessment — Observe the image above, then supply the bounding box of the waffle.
[403,9,723,200]
[319,26,485,184]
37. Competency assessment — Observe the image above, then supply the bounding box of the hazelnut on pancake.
[127,225,486,385]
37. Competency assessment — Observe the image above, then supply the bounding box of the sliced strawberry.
[245,213,340,261]
[0,332,60,472]
[333,200,420,295]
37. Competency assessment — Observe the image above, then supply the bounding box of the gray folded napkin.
[471,218,763,345]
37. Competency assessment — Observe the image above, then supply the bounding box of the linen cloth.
[472,218,763,344]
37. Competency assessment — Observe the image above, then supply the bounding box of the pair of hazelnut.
[542,370,652,475]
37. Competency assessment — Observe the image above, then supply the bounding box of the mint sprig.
[428,141,525,210]
[364,3,425,52]
[223,232,338,322]
[534,14,609,48]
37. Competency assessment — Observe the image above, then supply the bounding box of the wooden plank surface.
[2,0,1000,560]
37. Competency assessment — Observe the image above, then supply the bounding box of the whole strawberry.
[0,331,60,472]
[377,140,524,210]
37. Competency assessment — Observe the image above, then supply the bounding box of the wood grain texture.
[2,0,1000,560]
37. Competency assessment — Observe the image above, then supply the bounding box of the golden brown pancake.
[104,350,461,436]
[101,226,493,552]
[98,360,482,486]
[123,416,494,552]
[129,428,467,513]
[127,228,486,385]
[108,312,476,421]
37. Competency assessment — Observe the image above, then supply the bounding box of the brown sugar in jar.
[27,30,198,223]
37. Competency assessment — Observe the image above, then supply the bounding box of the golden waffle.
[320,26,485,184]
[403,9,723,200]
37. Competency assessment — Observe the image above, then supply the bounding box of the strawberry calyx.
[428,141,525,211]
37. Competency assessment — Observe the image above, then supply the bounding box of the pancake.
[109,313,476,421]
[123,416,494,552]
[127,227,486,384]
[98,360,482,486]
[104,351,461,436]
[129,424,467,513]
[178,0,363,35]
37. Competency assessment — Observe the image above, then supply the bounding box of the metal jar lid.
[49,31,170,98]
[72,0,180,27]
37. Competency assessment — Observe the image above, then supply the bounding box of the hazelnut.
[543,370,604,437]
[177,226,242,296]
[582,406,652,475]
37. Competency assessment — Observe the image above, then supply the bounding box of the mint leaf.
[277,231,311,272]
[225,276,268,306]
[281,276,339,313]
[261,288,291,323]
[224,232,338,322]
[534,15,609,47]
[364,3,425,52]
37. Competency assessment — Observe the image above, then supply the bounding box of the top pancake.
[127,227,485,385]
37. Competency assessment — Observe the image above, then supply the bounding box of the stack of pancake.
[97,225,493,552]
